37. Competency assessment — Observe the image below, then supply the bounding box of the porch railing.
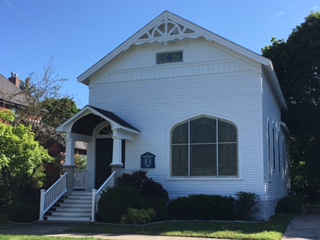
[91,171,116,222]
[39,172,68,221]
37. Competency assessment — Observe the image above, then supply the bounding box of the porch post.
[64,133,76,193]
[111,130,124,178]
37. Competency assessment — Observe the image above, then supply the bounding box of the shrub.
[117,171,147,188]
[168,194,235,220]
[97,186,142,223]
[141,178,168,200]
[276,196,304,214]
[117,171,168,200]
[8,201,39,222]
[143,197,167,220]
[97,186,167,223]
[234,191,260,220]
[97,171,168,223]
[121,208,156,224]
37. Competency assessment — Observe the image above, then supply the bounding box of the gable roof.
[78,10,287,110]
[0,74,27,107]
[56,105,140,135]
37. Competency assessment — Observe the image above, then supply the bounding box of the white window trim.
[169,115,239,179]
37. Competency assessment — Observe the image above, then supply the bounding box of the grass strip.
[67,213,295,240]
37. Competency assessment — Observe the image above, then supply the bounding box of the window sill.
[166,177,242,181]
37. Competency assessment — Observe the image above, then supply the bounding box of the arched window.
[171,116,238,177]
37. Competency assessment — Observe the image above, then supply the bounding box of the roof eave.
[262,63,287,110]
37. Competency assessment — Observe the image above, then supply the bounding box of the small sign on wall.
[141,152,155,168]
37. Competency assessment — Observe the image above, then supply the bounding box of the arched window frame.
[170,115,239,178]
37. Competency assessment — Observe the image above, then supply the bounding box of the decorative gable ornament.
[136,13,197,46]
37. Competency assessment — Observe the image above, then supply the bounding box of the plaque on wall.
[141,152,155,168]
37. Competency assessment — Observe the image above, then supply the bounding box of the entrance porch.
[39,105,140,221]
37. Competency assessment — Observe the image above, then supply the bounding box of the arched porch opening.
[56,105,140,192]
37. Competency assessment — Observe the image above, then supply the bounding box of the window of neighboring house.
[171,116,238,178]
[156,51,183,64]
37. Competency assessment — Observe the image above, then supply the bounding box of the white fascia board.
[262,64,287,110]
[57,105,140,136]
[56,106,92,132]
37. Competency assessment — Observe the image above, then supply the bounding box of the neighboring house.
[0,72,86,170]
[0,72,26,111]
[57,11,289,220]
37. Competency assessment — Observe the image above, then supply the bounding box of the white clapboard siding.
[261,70,287,201]
[88,38,268,199]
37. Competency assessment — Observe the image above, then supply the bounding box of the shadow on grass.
[66,213,295,239]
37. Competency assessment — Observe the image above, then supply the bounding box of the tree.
[0,110,53,202]
[10,59,79,147]
[262,12,320,201]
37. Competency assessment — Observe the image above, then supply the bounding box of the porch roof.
[56,105,140,136]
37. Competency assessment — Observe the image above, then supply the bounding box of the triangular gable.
[77,11,287,110]
[134,11,198,46]
[56,105,140,135]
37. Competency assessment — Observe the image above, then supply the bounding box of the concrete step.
[49,211,91,217]
[61,198,92,204]
[44,190,93,222]
[65,195,92,200]
[46,215,91,222]
[53,207,91,212]
[69,191,92,196]
[57,202,91,208]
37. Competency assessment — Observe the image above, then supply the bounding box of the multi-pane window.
[171,116,238,177]
[156,51,183,64]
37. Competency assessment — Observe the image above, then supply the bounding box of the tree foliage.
[0,110,53,202]
[41,98,79,128]
[262,12,320,201]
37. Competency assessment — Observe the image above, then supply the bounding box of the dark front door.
[95,138,113,189]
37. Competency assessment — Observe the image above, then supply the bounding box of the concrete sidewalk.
[282,212,320,240]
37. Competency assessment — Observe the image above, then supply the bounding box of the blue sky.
[1,0,318,108]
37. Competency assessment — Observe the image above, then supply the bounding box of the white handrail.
[91,171,116,222]
[39,172,68,221]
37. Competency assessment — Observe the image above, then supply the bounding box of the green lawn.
[0,213,295,240]
[67,213,295,240]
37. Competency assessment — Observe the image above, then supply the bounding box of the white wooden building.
[56,11,289,221]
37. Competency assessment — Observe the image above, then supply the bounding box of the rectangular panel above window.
[156,51,183,64]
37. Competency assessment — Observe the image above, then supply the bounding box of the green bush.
[276,196,304,214]
[117,171,168,200]
[8,201,39,222]
[97,186,142,223]
[97,186,167,223]
[168,194,235,220]
[121,208,156,224]
[234,191,260,220]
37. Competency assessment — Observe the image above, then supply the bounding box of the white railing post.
[91,189,96,222]
[39,189,45,221]
[90,171,117,222]
[38,172,68,221]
